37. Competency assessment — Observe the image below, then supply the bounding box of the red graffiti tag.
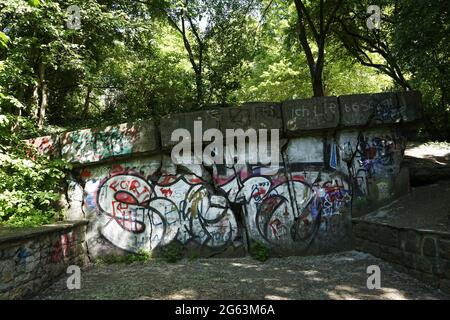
[160,188,173,197]
[51,232,77,264]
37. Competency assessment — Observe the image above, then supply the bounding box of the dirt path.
[34,251,448,300]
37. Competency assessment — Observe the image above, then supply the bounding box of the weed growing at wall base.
[95,249,152,264]
[158,241,184,263]
[250,242,270,262]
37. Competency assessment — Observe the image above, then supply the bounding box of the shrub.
[250,241,270,262]
[159,241,184,263]
[188,251,200,261]
[0,115,70,227]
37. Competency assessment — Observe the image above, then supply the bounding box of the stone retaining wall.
[0,221,89,299]
[25,91,423,259]
[353,219,450,294]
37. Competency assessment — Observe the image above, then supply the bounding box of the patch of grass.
[159,242,184,263]
[188,251,200,261]
[250,242,269,262]
[96,249,151,264]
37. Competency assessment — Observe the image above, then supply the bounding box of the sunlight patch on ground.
[230,262,259,269]
[274,286,295,294]
[406,142,450,160]
[379,288,408,300]
[163,289,198,300]
[265,294,290,300]
[327,285,363,300]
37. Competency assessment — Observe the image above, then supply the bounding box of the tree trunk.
[312,72,325,97]
[37,63,48,129]
[81,85,92,119]
[195,72,204,108]
[31,84,40,122]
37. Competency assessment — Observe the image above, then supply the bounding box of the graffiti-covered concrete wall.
[26,91,423,258]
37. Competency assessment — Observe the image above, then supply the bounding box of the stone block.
[438,259,450,279]
[114,120,159,157]
[283,97,339,134]
[24,135,60,158]
[60,120,159,164]
[397,90,423,122]
[353,223,380,242]
[0,260,14,283]
[382,245,404,265]
[440,279,450,294]
[400,230,421,254]
[340,92,400,126]
[438,239,450,260]
[160,109,221,150]
[221,102,283,133]
[413,255,435,274]
[399,251,415,267]
[371,225,399,248]
[422,237,438,257]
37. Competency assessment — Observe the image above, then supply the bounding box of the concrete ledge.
[0,220,89,245]
[160,109,221,150]
[220,102,283,132]
[339,92,400,127]
[26,91,424,165]
[60,120,160,164]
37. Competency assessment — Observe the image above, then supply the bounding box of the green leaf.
[28,0,41,7]
[0,32,9,48]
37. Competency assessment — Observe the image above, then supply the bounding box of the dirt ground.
[404,141,450,186]
[34,251,448,300]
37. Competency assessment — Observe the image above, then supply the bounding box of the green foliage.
[250,241,270,262]
[96,249,152,265]
[0,32,9,49]
[188,251,200,261]
[393,0,450,140]
[0,114,70,227]
[158,241,184,263]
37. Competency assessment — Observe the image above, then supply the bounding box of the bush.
[159,241,184,263]
[0,115,70,227]
[250,242,270,262]
[188,251,200,261]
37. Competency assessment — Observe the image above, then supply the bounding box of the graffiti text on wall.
[93,172,238,253]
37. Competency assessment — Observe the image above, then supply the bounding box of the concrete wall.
[26,91,423,258]
[353,219,450,294]
[0,221,89,299]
